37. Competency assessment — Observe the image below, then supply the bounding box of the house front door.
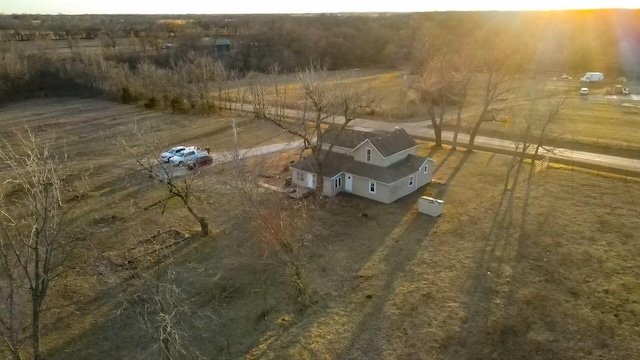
[345,174,353,192]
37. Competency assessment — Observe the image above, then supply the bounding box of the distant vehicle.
[160,146,187,163]
[561,74,572,80]
[607,85,632,95]
[580,87,589,95]
[170,149,206,166]
[187,153,213,170]
[580,72,604,82]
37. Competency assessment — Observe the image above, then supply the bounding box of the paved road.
[229,102,640,177]
[347,119,640,175]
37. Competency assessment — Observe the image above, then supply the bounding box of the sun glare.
[1,0,638,14]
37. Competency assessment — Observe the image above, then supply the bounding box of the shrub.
[144,97,158,109]
[121,86,134,104]
[170,97,188,113]
[205,100,219,114]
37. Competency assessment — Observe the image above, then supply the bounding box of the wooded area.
[1,10,639,75]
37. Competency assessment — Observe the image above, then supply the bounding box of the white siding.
[352,141,384,166]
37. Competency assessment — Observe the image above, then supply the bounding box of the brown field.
[1,98,639,359]
[5,38,139,59]
[243,70,640,155]
[7,35,640,155]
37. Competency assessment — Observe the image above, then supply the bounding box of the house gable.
[352,139,385,165]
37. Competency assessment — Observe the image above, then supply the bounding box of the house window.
[334,177,342,189]
[366,148,372,162]
[369,180,376,194]
[296,171,304,182]
[409,175,414,187]
[423,164,429,174]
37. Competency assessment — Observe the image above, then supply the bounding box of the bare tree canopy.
[0,130,84,360]
[249,62,377,195]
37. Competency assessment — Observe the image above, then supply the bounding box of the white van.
[580,72,604,82]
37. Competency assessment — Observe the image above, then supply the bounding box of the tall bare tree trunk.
[31,299,41,360]
[452,106,463,150]
[188,206,209,236]
[467,116,484,152]
[428,109,443,147]
[314,114,325,196]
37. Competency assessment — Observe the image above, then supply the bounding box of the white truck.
[580,72,604,82]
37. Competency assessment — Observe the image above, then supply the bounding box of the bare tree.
[466,69,511,152]
[450,63,473,150]
[178,52,228,115]
[221,131,312,304]
[466,34,522,152]
[408,23,473,148]
[251,192,310,303]
[0,223,27,360]
[518,95,565,231]
[118,247,196,360]
[490,88,565,233]
[122,140,209,236]
[249,62,376,195]
[137,60,173,106]
[76,51,112,92]
[100,30,118,50]
[0,130,83,360]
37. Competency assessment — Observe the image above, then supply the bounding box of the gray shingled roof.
[322,127,417,157]
[292,151,428,184]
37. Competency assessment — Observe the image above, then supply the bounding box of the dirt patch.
[103,229,188,271]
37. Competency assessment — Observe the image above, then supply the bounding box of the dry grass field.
[1,98,639,359]
[6,38,138,59]
[243,147,640,360]
[243,69,640,155]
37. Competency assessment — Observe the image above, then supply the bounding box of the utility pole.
[232,118,239,163]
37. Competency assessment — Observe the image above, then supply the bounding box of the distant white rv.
[580,72,604,82]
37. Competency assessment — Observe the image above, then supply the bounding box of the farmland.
[1,98,639,359]
[242,69,640,156]
[1,8,640,359]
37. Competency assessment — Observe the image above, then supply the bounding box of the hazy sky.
[1,0,638,14]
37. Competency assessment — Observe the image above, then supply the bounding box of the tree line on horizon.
[1,10,640,108]
[0,10,639,76]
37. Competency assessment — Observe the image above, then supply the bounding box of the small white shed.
[418,196,443,217]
